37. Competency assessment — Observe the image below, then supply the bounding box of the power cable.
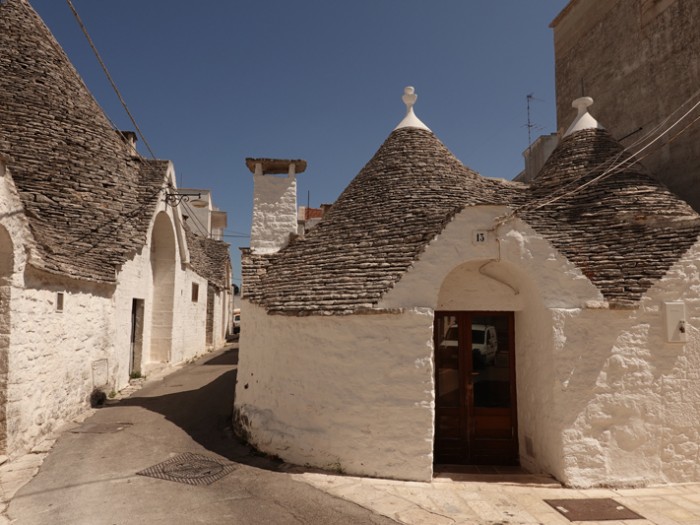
[515,90,700,216]
[180,200,210,238]
[65,0,157,159]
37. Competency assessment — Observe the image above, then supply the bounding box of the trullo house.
[0,0,232,459]
[235,85,700,488]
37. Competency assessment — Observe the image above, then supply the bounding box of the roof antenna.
[525,93,544,152]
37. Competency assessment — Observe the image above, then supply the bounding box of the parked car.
[233,310,240,335]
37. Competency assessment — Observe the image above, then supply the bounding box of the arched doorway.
[434,261,521,466]
[0,226,12,455]
[149,212,176,364]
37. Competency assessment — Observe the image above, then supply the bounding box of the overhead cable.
[65,0,157,159]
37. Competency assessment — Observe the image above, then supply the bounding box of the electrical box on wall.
[663,301,687,343]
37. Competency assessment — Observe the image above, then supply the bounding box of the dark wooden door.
[434,311,518,465]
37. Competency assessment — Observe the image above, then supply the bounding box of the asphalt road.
[8,345,397,525]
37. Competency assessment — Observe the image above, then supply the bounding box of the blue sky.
[30,1,570,284]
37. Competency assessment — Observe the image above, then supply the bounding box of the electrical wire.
[180,200,210,238]
[65,0,157,159]
[515,89,700,216]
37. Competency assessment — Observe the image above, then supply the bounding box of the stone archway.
[149,212,176,364]
[434,261,521,466]
[0,226,12,454]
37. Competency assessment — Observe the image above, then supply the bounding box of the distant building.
[178,189,228,241]
[297,205,330,235]
[0,0,231,458]
[551,0,700,211]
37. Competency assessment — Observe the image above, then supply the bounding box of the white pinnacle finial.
[394,86,431,131]
[402,86,417,110]
[564,96,604,137]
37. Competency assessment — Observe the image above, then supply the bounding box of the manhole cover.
[545,498,644,521]
[137,452,236,486]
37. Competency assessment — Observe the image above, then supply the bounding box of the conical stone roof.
[252,126,522,315]
[0,0,165,283]
[522,128,700,307]
[248,122,700,315]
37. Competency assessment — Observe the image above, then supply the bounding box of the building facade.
[0,0,231,457]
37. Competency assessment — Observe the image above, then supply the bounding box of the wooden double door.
[434,311,519,465]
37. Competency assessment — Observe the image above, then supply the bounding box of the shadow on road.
[107,346,284,472]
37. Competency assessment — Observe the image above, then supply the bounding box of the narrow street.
[7,345,397,525]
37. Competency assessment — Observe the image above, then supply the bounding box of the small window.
[191,283,199,302]
[56,292,64,312]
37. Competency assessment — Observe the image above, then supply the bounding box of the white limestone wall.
[381,205,700,487]
[210,288,230,348]
[8,272,114,456]
[551,239,700,487]
[250,173,297,254]
[234,302,435,481]
[379,206,604,480]
[169,267,208,364]
[114,204,209,383]
[0,167,216,458]
[380,206,602,311]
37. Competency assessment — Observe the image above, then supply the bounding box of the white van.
[471,324,497,364]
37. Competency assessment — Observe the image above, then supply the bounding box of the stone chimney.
[245,158,307,254]
[117,130,138,157]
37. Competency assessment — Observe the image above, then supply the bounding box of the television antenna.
[525,93,545,151]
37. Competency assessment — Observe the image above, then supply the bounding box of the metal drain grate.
[545,498,644,521]
[137,452,236,486]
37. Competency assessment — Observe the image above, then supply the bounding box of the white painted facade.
[0,161,222,458]
[236,202,700,486]
[235,302,435,481]
[250,167,299,254]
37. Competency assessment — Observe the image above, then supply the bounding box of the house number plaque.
[473,230,488,244]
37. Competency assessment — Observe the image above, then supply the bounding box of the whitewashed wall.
[114,201,209,383]
[550,240,700,487]
[9,272,114,456]
[237,203,700,486]
[380,206,604,482]
[250,173,297,254]
[384,205,700,487]
[235,302,435,481]
[0,166,215,458]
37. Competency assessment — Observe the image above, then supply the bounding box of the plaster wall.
[114,205,209,381]
[234,302,435,481]
[250,174,297,254]
[381,206,603,480]
[8,271,113,456]
[380,206,602,311]
[383,205,700,486]
[551,238,700,487]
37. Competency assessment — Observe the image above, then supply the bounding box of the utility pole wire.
[65,0,157,160]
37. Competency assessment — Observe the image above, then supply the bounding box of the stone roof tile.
[247,126,700,315]
[253,127,520,314]
[0,0,165,282]
[522,128,700,307]
[183,224,231,290]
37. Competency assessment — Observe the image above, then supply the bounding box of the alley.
[6,345,396,525]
